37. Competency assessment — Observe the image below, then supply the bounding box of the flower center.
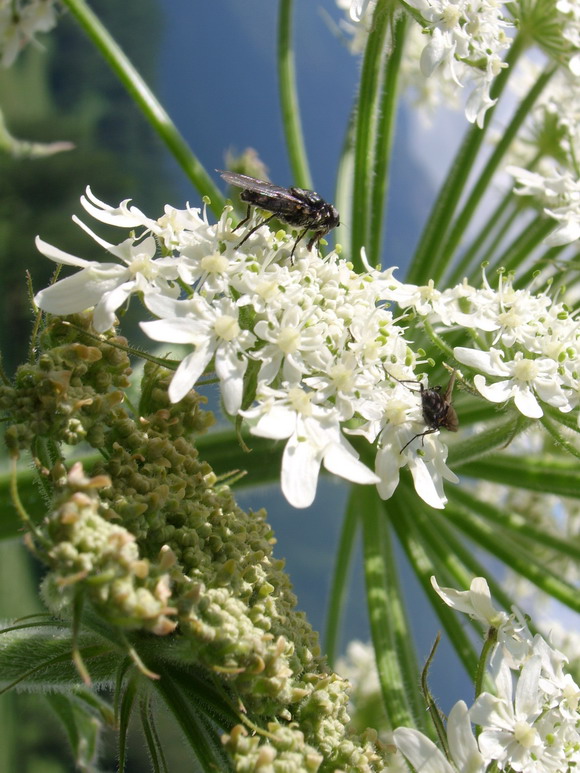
[214,315,240,341]
[277,327,301,354]
[201,252,229,274]
[513,720,539,749]
[129,254,157,279]
[329,363,354,391]
[512,358,539,383]
[288,387,312,416]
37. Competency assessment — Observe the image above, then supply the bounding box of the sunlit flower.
[241,385,379,508]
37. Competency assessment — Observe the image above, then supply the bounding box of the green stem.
[351,0,391,271]
[449,486,580,563]
[323,491,360,667]
[61,0,224,215]
[439,63,556,284]
[478,216,555,281]
[475,630,497,699]
[393,485,480,684]
[444,502,580,613]
[406,33,526,285]
[334,100,357,253]
[540,414,580,461]
[447,191,518,285]
[423,319,455,360]
[515,245,573,290]
[278,0,312,189]
[447,413,532,467]
[369,12,407,266]
[360,487,417,730]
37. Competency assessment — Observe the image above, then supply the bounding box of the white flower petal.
[393,727,454,773]
[215,347,247,415]
[408,456,446,509]
[473,375,513,403]
[92,281,135,332]
[140,317,198,345]
[35,236,92,268]
[168,346,213,403]
[281,436,321,509]
[513,386,543,418]
[447,700,487,772]
[34,268,126,315]
[322,441,379,485]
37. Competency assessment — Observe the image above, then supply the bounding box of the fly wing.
[217,170,303,203]
[443,371,456,402]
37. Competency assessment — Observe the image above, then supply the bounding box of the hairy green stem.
[62,0,224,214]
[278,0,312,188]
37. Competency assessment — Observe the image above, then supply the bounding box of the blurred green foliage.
[0,0,172,377]
[0,2,179,771]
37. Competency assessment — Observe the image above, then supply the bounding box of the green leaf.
[46,691,104,773]
[118,672,139,772]
[154,665,233,772]
[449,486,580,563]
[0,623,119,690]
[351,0,391,271]
[407,33,526,284]
[140,694,169,773]
[324,490,360,667]
[0,465,47,540]
[360,486,419,731]
[390,485,481,689]
[443,501,580,613]
[454,454,580,499]
[196,430,283,489]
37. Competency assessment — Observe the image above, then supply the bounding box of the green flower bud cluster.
[223,717,388,773]
[3,312,389,770]
[40,462,177,635]
[0,313,131,455]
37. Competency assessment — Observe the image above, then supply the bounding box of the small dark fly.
[218,170,340,259]
[389,371,459,453]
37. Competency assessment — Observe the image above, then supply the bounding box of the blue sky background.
[149,0,476,712]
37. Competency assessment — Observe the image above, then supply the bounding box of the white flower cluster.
[503,57,580,247]
[338,0,513,127]
[34,187,460,511]
[394,270,579,420]
[0,0,58,67]
[33,190,579,510]
[556,0,580,76]
[394,577,580,772]
[509,165,580,246]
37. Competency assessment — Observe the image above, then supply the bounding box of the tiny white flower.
[454,347,571,418]
[141,296,255,413]
[241,386,379,508]
[34,234,181,333]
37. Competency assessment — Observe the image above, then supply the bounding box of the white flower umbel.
[336,0,512,126]
[387,270,580,422]
[403,0,512,127]
[509,165,580,246]
[427,576,580,770]
[34,233,182,334]
[34,187,465,510]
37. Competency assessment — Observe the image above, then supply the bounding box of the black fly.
[218,170,340,259]
[389,371,459,453]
